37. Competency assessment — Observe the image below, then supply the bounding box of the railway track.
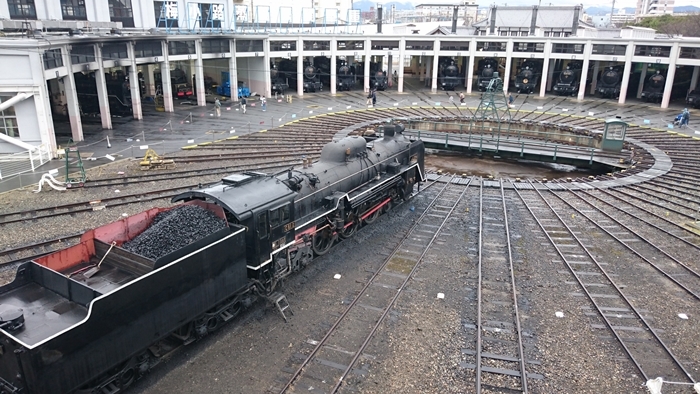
[513,182,697,385]
[0,233,82,265]
[277,175,470,393]
[467,179,537,393]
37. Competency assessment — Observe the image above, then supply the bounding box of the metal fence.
[0,145,53,180]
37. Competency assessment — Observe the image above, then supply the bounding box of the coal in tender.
[123,204,227,260]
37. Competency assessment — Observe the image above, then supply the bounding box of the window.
[515,42,544,53]
[70,45,95,64]
[202,39,229,54]
[270,41,297,51]
[168,41,196,55]
[134,41,163,58]
[154,1,179,28]
[634,45,670,57]
[110,0,134,28]
[0,97,18,138]
[680,47,700,59]
[552,43,584,54]
[406,41,433,50]
[192,3,223,28]
[102,43,128,60]
[8,0,36,20]
[592,44,626,56]
[440,41,469,51]
[236,39,264,52]
[43,49,63,70]
[257,212,268,238]
[269,205,290,228]
[61,0,87,20]
[337,41,363,50]
[303,41,331,51]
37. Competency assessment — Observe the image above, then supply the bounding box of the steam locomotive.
[477,58,499,92]
[303,63,323,92]
[372,70,388,91]
[596,65,623,99]
[155,68,193,99]
[553,61,583,96]
[439,60,460,91]
[640,70,665,103]
[74,72,133,117]
[0,124,424,394]
[687,90,700,109]
[271,63,289,95]
[513,60,540,94]
[337,61,356,91]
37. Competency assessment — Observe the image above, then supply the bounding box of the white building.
[636,0,674,16]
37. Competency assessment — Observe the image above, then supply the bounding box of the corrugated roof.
[473,6,582,29]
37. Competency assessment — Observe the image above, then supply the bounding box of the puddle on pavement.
[425,152,599,179]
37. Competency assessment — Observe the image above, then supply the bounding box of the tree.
[627,13,700,37]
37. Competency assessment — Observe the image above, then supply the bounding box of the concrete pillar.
[661,42,680,109]
[330,38,337,95]
[160,41,174,112]
[426,57,432,88]
[143,64,156,97]
[618,41,634,105]
[546,59,555,91]
[35,84,57,154]
[387,54,393,88]
[398,38,405,93]
[637,63,648,99]
[466,38,476,93]
[229,39,239,103]
[127,42,143,119]
[364,38,371,92]
[263,38,271,98]
[590,61,600,94]
[690,66,699,92]
[503,41,513,93]
[60,46,84,142]
[431,39,439,93]
[195,39,206,106]
[577,41,592,101]
[539,40,552,97]
[94,45,112,129]
[297,38,304,97]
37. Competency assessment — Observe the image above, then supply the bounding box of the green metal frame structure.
[469,73,512,151]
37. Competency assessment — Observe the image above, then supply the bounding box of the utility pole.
[610,0,616,27]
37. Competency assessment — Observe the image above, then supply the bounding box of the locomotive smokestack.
[451,6,458,34]
[377,4,383,33]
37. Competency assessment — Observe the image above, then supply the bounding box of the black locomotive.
[271,63,289,95]
[303,63,323,92]
[513,60,540,94]
[154,68,193,99]
[477,58,499,92]
[74,72,133,117]
[372,70,388,91]
[337,61,355,91]
[641,70,665,103]
[553,61,583,96]
[596,65,623,99]
[439,60,460,91]
[0,124,425,394]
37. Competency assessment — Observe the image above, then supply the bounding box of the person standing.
[261,96,267,111]
[366,90,373,106]
[508,93,514,107]
[240,97,247,114]
[372,89,377,106]
[214,98,221,117]
[459,92,465,104]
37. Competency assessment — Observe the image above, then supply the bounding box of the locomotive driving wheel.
[312,227,335,255]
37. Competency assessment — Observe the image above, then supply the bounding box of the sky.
[382,0,698,8]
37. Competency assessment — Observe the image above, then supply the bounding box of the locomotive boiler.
[74,72,133,117]
[439,60,460,91]
[303,63,323,92]
[513,60,540,94]
[596,65,623,99]
[477,58,499,92]
[553,61,583,96]
[0,124,425,394]
[641,70,665,103]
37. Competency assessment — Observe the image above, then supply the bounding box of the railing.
[0,145,52,180]
[404,119,600,149]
